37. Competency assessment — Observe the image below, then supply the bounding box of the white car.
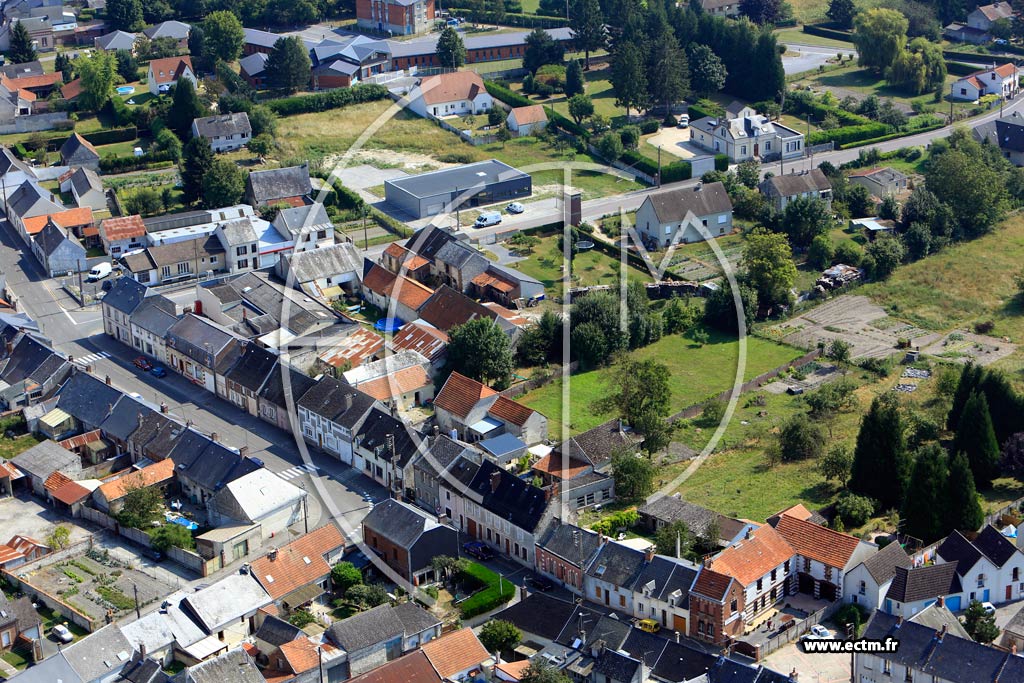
[677,114,690,128]
[52,624,73,643]
[802,624,833,640]
[982,602,996,615]
[507,202,525,214]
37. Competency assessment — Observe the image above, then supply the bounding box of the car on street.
[637,618,661,633]
[982,602,996,615]
[52,624,73,643]
[528,575,555,591]
[150,366,167,378]
[677,114,690,128]
[801,624,833,643]
[133,357,153,371]
[463,541,494,560]
[87,262,112,281]
[507,202,525,214]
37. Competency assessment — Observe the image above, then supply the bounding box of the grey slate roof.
[118,650,171,683]
[885,563,962,603]
[860,610,1024,683]
[223,342,278,393]
[759,168,831,197]
[0,334,62,385]
[587,542,647,587]
[621,629,667,667]
[562,419,639,470]
[180,647,264,683]
[466,459,548,533]
[392,600,441,635]
[258,362,316,409]
[297,376,376,427]
[326,603,409,652]
[0,61,43,79]
[645,181,732,223]
[995,115,1024,152]
[355,406,421,469]
[414,434,478,479]
[493,592,577,641]
[0,591,40,634]
[142,20,190,40]
[434,239,487,270]
[639,495,720,538]
[971,525,1019,568]
[57,371,123,428]
[594,649,641,683]
[7,180,61,219]
[103,276,148,315]
[193,112,251,139]
[253,614,303,647]
[273,202,331,238]
[217,216,259,246]
[285,242,361,283]
[238,52,268,77]
[62,623,134,683]
[8,651,82,682]
[69,166,102,196]
[165,314,240,367]
[634,555,698,607]
[406,224,457,261]
[99,394,153,442]
[35,220,82,257]
[246,164,311,205]
[859,540,912,585]
[60,132,100,165]
[936,531,984,576]
[362,497,451,550]
[130,295,177,337]
[95,30,137,51]
[175,438,261,492]
[537,520,601,565]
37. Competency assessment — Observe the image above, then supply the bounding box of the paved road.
[0,218,386,548]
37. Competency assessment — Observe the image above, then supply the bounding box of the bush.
[808,122,890,146]
[82,126,138,146]
[484,81,533,108]
[619,125,640,150]
[836,492,876,526]
[149,523,194,551]
[714,154,729,171]
[640,119,661,135]
[858,356,894,376]
[99,151,176,173]
[660,160,692,183]
[266,84,389,116]
[457,562,516,618]
[288,609,316,627]
[834,603,869,637]
[975,320,995,334]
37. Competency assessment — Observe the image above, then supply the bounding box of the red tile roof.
[433,371,496,418]
[488,395,536,427]
[496,659,531,681]
[420,71,485,106]
[774,513,862,570]
[7,535,46,556]
[52,479,90,505]
[61,78,82,100]
[251,524,345,599]
[318,327,384,369]
[23,207,94,235]
[532,453,589,480]
[59,429,103,452]
[149,56,193,85]
[472,271,516,294]
[0,461,22,479]
[0,545,22,565]
[356,365,431,402]
[97,458,175,502]
[279,638,338,674]
[44,471,72,493]
[420,628,490,679]
[6,72,62,90]
[710,525,793,587]
[509,104,547,125]
[692,567,733,602]
[362,264,434,313]
[100,215,146,242]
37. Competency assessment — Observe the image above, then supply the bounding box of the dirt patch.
[918,330,1017,366]
[767,295,942,359]
[762,362,844,394]
[644,127,703,160]
[326,149,454,174]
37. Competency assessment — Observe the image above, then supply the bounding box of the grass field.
[790,65,974,115]
[0,434,42,460]
[277,100,642,199]
[517,329,804,436]
[510,67,627,126]
[775,27,854,50]
[507,234,653,295]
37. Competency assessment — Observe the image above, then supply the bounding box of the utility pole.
[77,259,83,307]
[657,146,662,188]
[362,204,369,249]
[133,582,141,619]
[318,646,325,683]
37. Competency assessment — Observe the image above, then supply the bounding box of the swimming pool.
[165,512,198,531]
[116,86,135,95]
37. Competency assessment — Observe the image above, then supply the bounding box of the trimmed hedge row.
[801,24,854,43]
[807,121,890,146]
[686,101,718,121]
[946,61,980,76]
[715,154,729,171]
[83,126,138,146]
[445,9,568,27]
[99,150,176,173]
[837,122,944,149]
[457,562,516,619]
[485,81,590,138]
[266,84,390,116]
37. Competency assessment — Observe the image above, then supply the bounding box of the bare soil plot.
[918,331,1017,367]
[768,295,942,359]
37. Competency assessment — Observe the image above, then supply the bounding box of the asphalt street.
[0,218,385,547]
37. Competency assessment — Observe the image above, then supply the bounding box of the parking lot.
[763,641,851,683]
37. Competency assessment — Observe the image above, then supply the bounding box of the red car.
[133,356,153,371]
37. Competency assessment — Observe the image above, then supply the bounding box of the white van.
[87,262,112,281]
[474,211,502,228]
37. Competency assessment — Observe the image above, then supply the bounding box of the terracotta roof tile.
[97,458,175,502]
[279,638,337,674]
[488,395,536,427]
[59,429,103,451]
[532,453,589,480]
[710,525,793,587]
[509,104,547,125]
[349,650,441,683]
[52,479,90,505]
[692,568,732,602]
[420,71,485,106]
[100,215,146,242]
[433,371,496,418]
[419,628,489,679]
[0,461,22,479]
[362,264,434,313]
[61,78,82,100]
[774,513,861,570]
[0,546,22,564]
[472,271,515,293]
[318,327,384,368]
[356,365,431,401]
[251,524,345,599]
[496,659,531,681]
[149,56,193,85]
[23,207,94,235]
[6,72,61,90]
[389,322,448,363]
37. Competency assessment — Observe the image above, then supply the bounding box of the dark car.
[150,366,167,378]
[528,575,555,591]
[133,356,153,371]
[463,541,494,560]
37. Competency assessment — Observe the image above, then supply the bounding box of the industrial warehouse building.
[384,160,532,219]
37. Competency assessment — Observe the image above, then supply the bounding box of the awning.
[320,285,344,299]
[281,582,324,610]
[468,416,503,437]
[181,634,229,661]
[528,444,552,458]
[40,408,72,428]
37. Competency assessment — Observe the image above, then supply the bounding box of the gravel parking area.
[763,641,851,683]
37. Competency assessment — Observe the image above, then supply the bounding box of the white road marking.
[72,351,111,366]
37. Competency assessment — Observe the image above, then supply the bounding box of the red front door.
[1008,585,1013,600]
[754,143,759,157]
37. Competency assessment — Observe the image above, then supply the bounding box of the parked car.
[463,541,494,560]
[677,114,690,128]
[507,202,525,214]
[150,366,167,378]
[982,602,996,615]
[133,356,153,371]
[52,624,73,643]
[528,575,555,591]
[802,624,833,641]
[637,618,661,633]
[87,262,112,281]
[474,211,502,228]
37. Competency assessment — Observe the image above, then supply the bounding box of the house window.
[730,599,737,613]
[236,245,248,256]
[238,259,249,269]
[161,265,171,277]
[1015,568,1020,581]
[210,255,218,264]
[883,661,891,675]
[785,560,791,573]
[859,581,866,595]
[771,569,777,582]
[717,214,727,224]
[804,558,811,573]
[619,594,626,607]
[741,146,747,155]
[756,579,762,591]
[177,262,190,274]
[978,574,986,588]
[317,229,327,239]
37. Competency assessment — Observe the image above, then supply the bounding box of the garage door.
[673,615,687,634]
[945,596,961,611]
[425,203,444,216]
[798,573,815,594]
[820,582,838,602]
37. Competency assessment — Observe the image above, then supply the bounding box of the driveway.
[763,641,851,683]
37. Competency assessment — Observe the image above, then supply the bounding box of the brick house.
[708,525,794,629]
[361,498,458,584]
[356,0,434,35]
[688,567,746,645]
[535,520,602,594]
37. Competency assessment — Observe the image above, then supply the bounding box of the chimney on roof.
[790,668,798,682]
[895,616,903,629]
[211,432,219,442]
[433,425,440,438]
[490,470,501,493]
[936,595,944,608]
[745,527,752,540]
[644,545,655,563]
[937,624,947,642]
[239,445,249,457]
[140,642,146,659]
[160,402,168,414]
[4,341,11,354]
[345,393,353,411]
[268,547,278,561]
[105,375,112,386]
[386,434,395,461]
[703,555,712,568]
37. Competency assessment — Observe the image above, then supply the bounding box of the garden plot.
[18,548,175,622]
[768,295,942,359]
[665,242,744,282]
[918,331,1017,366]
[762,361,844,394]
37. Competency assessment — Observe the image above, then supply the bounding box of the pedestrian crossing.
[72,351,111,366]
[274,463,320,480]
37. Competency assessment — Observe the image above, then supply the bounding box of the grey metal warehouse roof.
[385,160,529,199]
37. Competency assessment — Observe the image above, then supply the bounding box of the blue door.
[983,589,990,602]
[946,596,962,611]
[885,599,892,614]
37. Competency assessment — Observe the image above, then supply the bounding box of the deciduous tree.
[77,51,117,112]
[741,228,797,313]
[827,0,857,28]
[479,620,522,655]
[852,9,908,73]
[201,10,244,64]
[687,44,727,98]
[568,94,594,124]
[107,0,143,31]
[447,317,514,389]
[330,561,362,595]
[202,158,245,208]
[654,520,692,558]
[610,450,655,501]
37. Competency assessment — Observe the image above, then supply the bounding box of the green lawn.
[506,233,653,296]
[510,67,627,126]
[520,0,541,12]
[790,65,974,115]
[97,139,145,159]
[775,27,854,50]
[517,329,805,436]
[0,434,42,459]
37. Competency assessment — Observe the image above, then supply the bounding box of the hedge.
[99,150,176,173]
[802,24,854,43]
[265,84,390,116]
[620,150,658,177]
[457,562,516,618]
[946,61,979,76]
[686,101,719,121]
[715,154,729,172]
[82,126,138,146]
[661,160,691,183]
[807,122,889,146]
[444,9,568,27]
[837,122,944,149]
[485,81,532,108]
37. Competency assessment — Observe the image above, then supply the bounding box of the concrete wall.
[0,112,69,135]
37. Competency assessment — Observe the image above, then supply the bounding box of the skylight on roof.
[266,575,274,583]
[303,556,311,564]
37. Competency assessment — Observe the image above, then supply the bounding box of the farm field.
[517,330,804,436]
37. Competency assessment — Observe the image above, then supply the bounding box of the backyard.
[504,233,653,296]
[517,329,805,436]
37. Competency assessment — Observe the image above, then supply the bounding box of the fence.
[499,362,579,400]
[432,116,500,146]
[0,112,69,135]
[79,506,215,576]
[738,598,844,661]
[2,537,98,632]
[669,348,823,421]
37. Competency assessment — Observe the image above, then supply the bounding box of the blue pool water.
[165,512,198,531]
[116,86,135,95]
